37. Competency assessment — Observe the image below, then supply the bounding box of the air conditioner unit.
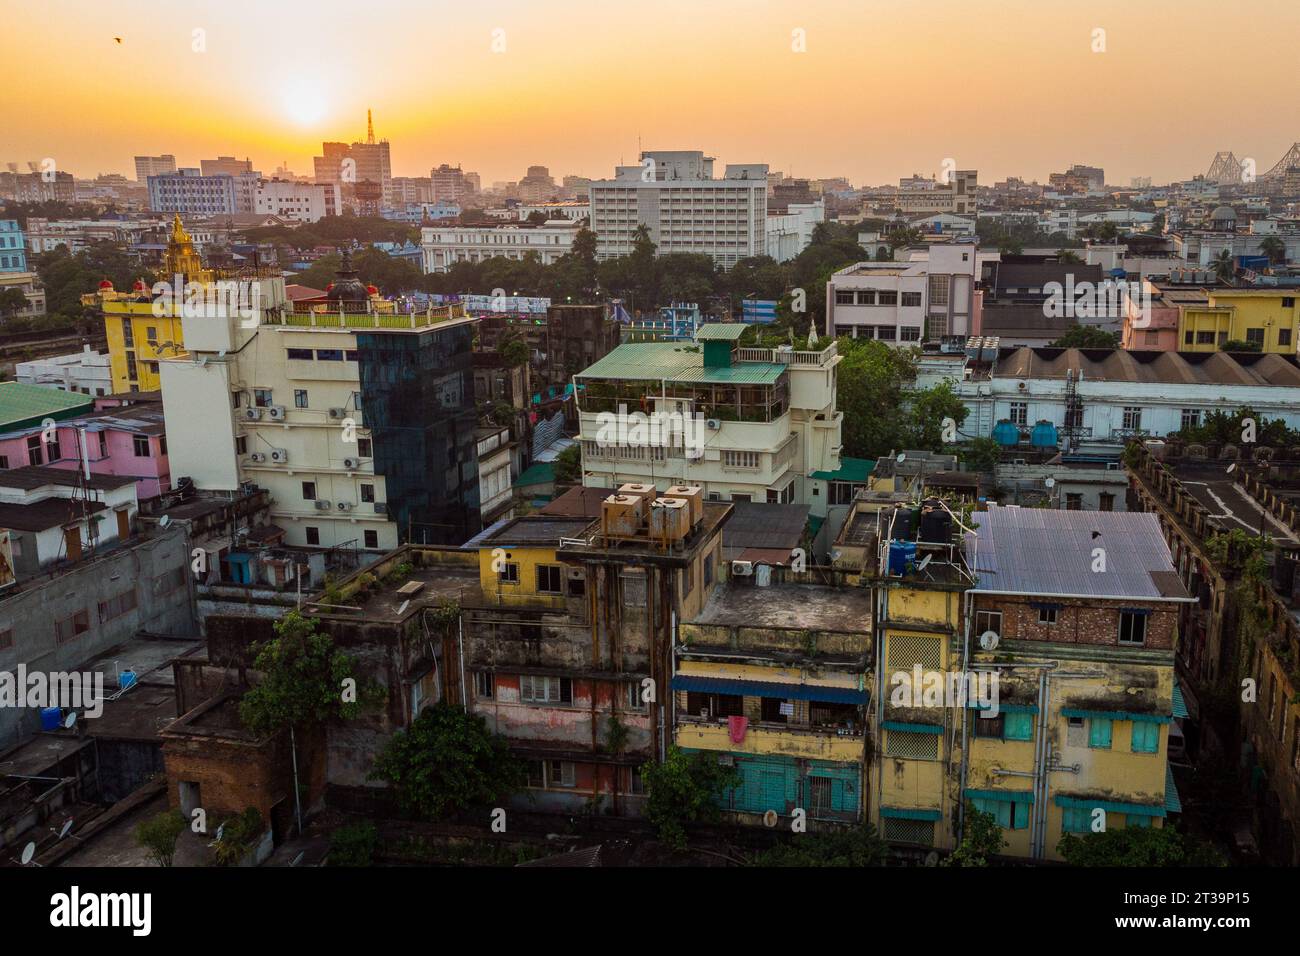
[337,501,352,512]
[328,407,346,419]
[343,457,360,470]
[269,448,289,463]
[731,560,754,577]
[373,502,387,514]
[249,452,266,463]
[243,407,263,421]
[706,418,721,430]
[314,499,332,511]
[267,405,286,421]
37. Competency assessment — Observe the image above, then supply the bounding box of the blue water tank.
[118,670,137,690]
[40,707,63,731]
[992,420,1020,447]
[888,540,918,575]
[1030,420,1060,449]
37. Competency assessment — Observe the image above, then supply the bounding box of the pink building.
[0,396,170,500]
[1122,279,1189,351]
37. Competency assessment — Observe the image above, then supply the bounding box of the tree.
[525,211,548,225]
[752,823,886,866]
[239,610,378,736]
[1213,249,1236,284]
[368,703,525,820]
[1258,236,1285,265]
[553,443,581,483]
[1056,249,1082,264]
[1221,339,1261,352]
[134,810,186,867]
[211,807,265,867]
[906,381,969,451]
[1050,324,1121,349]
[0,287,29,318]
[641,745,741,850]
[941,802,1005,866]
[963,435,1002,474]
[834,339,918,458]
[1057,824,1226,866]
[498,334,530,368]
[328,821,379,867]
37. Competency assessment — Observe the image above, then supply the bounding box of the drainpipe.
[873,586,887,826]
[457,613,467,708]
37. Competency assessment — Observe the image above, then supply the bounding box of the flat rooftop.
[577,342,785,386]
[1166,460,1300,544]
[692,582,873,633]
[341,562,481,623]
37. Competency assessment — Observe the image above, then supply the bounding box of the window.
[287,348,312,360]
[1009,402,1027,426]
[360,483,374,503]
[0,456,6,469]
[760,696,789,723]
[548,760,576,787]
[1131,721,1160,754]
[1281,328,1293,346]
[1099,492,1115,512]
[1061,806,1091,834]
[1004,712,1034,741]
[686,691,744,718]
[1038,605,1058,625]
[877,290,898,306]
[305,526,320,545]
[235,436,247,455]
[1184,330,1195,345]
[1066,715,1086,747]
[928,274,949,309]
[26,435,42,467]
[98,588,138,623]
[294,389,308,408]
[153,566,186,596]
[625,681,647,711]
[55,609,91,644]
[974,712,1004,738]
[302,481,316,500]
[499,562,519,584]
[126,353,138,381]
[901,291,922,307]
[1118,610,1147,646]
[1066,493,1083,511]
[253,388,273,407]
[475,671,494,699]
[364,530,378,549]
[520,674,572,705]
[970,797,1028,830]
[835,290,855,305]
[855,290,876,305]
[974,609,1002,637]
[1122,407,1142,430]
[536,565,562,594]
[526,760,544,788]
[1246,328,1265,346]
[133,435,150,457]
[0,628,11,651]
[316,349,344,361]
[357,438,372,458]
[1089,717,1113,749]
[730,493,751,503]
[900,327,921,341]
[876,325,897,341]
[1195,330,1215,344]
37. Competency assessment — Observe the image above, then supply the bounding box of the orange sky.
[6,0,1300,187]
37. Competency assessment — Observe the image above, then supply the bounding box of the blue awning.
[965,788,1034,804]
[882,721,943,735]
[670,674,868,705]
[1061,708,1171,724]
[1054,793,1165,818]
[1165,765,1183,814]
[880,806,942,821]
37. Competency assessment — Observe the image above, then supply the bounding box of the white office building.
[765,200,825,262]
[420,220,581,273]
[255,180,341,223]
[588,151,768,269]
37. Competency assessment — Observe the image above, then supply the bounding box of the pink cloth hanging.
[728,715,748,744]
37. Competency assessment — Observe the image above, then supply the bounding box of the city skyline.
[7,0,1300,187]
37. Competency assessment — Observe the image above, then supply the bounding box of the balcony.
[676,716,865,763]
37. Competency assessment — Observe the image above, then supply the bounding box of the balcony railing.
[735,342,837,367]
[263,304,466,330]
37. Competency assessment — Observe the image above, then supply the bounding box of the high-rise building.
[518,165,557,203]
[159,251,482,550]
[588,150,768,269]
[0,220,29,274]
[254,180,341,222]
[201,156,256,177]
[311,112,393,208]
[134,154,177,182]
[430,164,477,204]
[147,168,259,215]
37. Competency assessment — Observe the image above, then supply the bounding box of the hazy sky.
[6,0,1300,187]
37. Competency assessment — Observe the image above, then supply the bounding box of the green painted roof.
[0,382,93,431]
[515,462,555,487]
[695,322,747,341]
[577,342,784,386]
[811,456,876,483]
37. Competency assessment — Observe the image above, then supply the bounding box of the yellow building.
[1179,289,1300,353]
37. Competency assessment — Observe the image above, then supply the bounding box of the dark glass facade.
[356,323,481,545]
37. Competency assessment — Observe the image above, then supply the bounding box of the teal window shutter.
[1012,800,1029,830]
[1089,717,1113,749]
[1005,712,1034,741]
[1131,721,1159,753]
[1062,807,1090,833]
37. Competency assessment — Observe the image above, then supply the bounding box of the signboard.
[742,299,778,323]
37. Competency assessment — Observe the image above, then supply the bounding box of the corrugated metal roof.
[1165,765,1183,814]
[966,505,1192,601]
[1172,683,1189,719]
[0,382,92,428]
[670,674,868,705]
[695,323,747,341]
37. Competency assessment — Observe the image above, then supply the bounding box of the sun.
[280,80,328,127]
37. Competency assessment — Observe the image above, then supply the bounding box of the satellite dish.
[896,453,906,463]
[59,819,74,839]
[1044,477,1056,489]
[63,711,77,730]
[159,514,172,529]
[1226,463,1236,473]
[917,553,933,571]
[396,600,410,616]
[979,630,1000,651]
[762,809,779,828]
[923,850,940,867]
[20,842,35,865]
[215,824,225,842]
[290,851,305,867]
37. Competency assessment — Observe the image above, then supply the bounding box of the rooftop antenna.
[366,109,375,144]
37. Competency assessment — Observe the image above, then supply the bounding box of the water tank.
[888,540,918,575]
[993,420,1020,447]
[40,707,63,731]
[919,501,952,543]
[890,506,914,540]
[1030,420,1060,449]
[118,670,137,691]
